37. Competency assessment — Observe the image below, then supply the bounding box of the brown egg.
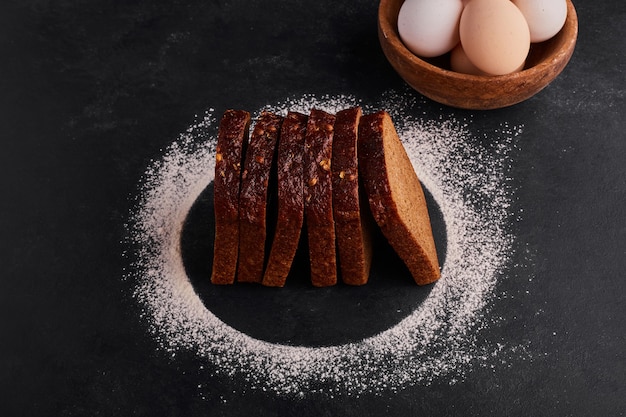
[459,0,530,75]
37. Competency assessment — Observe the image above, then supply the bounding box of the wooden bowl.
[378,0,578,110]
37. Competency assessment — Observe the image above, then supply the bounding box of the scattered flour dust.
[125,91,523,396]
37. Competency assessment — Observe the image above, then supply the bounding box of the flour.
[126,91,523,396]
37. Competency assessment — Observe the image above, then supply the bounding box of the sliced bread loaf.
[358,110,440,285]
[304,108,337,287]
[262,111,308,287]
[237,111,283,283]
[211,109,250,285]
[331,107,374,285]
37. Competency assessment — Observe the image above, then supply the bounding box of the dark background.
[1,0,624,416]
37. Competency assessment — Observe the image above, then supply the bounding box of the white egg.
[512,0,568,43]
[397,0,464,57]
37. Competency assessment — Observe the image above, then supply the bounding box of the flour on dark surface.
[125,92,526,396]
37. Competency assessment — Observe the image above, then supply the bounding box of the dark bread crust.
[358,111,440,285]
[304,109,337,287]
[262,112,308,287]
[237,111,283,283]
[331,107,373,285]
[211,109,250,285]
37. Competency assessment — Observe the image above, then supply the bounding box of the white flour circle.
[126,91,521,395]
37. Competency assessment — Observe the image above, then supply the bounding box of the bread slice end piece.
[358,110,440,286]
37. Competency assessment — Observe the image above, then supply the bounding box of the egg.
[451,42,526,75]
[450,43,487,75]
[397,0,464,58]
[459,0,530,75]
[512,0,568,43]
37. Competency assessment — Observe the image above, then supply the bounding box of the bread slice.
[211,109,251,285]
[358,110,440,285]
[304,108,337,287]
[237,111,283,283]
[262,111,308,287]
[331,107,374,285]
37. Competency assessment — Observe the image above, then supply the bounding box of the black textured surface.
[1,0,624,416]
